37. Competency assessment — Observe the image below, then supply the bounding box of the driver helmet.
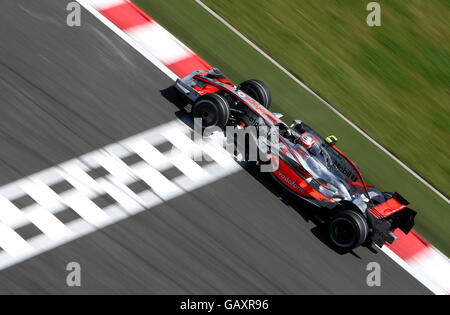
[299,134,316,150]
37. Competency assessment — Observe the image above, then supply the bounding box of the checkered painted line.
[0,120,240,270]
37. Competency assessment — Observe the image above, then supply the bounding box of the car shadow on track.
[240,162,370,258]
[160,86,380,258]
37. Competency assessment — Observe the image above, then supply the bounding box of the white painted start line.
[0,120,240,271]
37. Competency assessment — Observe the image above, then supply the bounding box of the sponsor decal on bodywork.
[278,172,305,193]
[333,160,358,182]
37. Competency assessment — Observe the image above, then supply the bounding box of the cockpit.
[276,119,370,201]
[276,121,323,159]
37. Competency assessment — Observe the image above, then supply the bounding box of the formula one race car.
[174,68,417,250]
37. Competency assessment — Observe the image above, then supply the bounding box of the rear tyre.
[329,210,369,250]
[192,94,230,129]
[239,79,271,109]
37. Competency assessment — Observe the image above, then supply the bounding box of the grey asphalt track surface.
[0,0,430,294]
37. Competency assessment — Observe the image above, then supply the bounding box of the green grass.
[133,0,450,255]
[201,0,450,199]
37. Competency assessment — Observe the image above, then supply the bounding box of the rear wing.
[368,192,409,219]
[368,192,417,235]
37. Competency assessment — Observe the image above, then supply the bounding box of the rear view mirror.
[273,113,284,119]
[291,120,303,132]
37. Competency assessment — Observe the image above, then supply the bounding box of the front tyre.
[192,93,230,129]
[239,79,271,109]
[329,210,369,250]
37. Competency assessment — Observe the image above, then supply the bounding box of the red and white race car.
[175,68,417,251]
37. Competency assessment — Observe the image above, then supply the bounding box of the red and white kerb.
[84,0,212,78]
